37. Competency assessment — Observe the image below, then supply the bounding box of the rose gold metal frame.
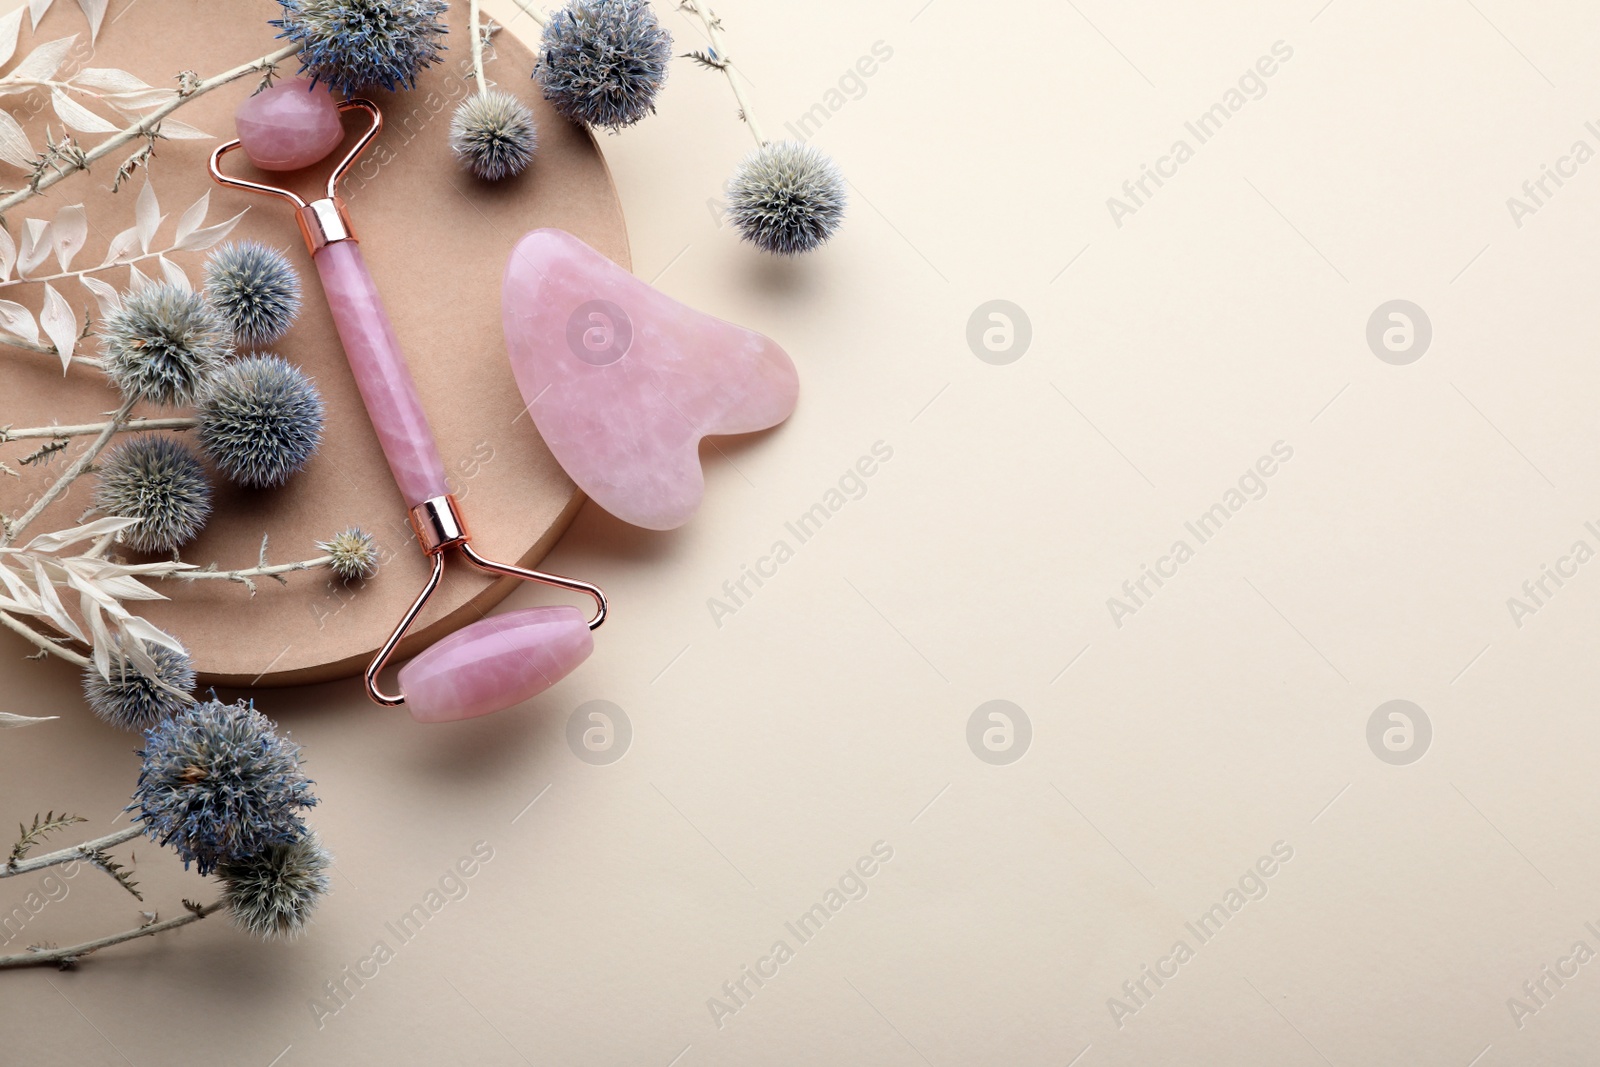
[207,98,383,254]
[363,495,607,706]
[207,99,609,709]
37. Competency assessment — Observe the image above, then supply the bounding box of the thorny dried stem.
[170,535,336,595]
[3,823,140,879]
[2,416,194,442]
[0,899,222,969]
[679,1,765,145]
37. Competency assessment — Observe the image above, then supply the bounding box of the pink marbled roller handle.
[313,240,449,506]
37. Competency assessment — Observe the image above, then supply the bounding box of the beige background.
[5,0,1600,1064]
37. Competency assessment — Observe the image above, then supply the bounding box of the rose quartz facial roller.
[209,98,606,723]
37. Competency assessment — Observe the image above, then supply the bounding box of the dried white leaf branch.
[0,182,247,370]
[0,515,194,679]
[0,37,298,221]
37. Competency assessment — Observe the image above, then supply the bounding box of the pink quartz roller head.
[234,79,345,171]
[209,99,606,723]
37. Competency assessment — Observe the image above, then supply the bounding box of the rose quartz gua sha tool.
[502,229,800,531]
[210,91,607,723]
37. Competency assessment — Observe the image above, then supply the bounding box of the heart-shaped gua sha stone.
[503,229,799,530]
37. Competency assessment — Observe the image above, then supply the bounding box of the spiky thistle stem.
[2,825,140,878]
[175,556,333,583]
[470,0,489,95]
[679,1,765,145]
[166,535,341,595]
[0,899,223,969]
[1,417,196,442]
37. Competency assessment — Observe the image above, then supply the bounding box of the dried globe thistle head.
[92,436,213,554]
[534,0,672,130]
[727,140,848,256]
[450,90,539,181]
[101,283,234,407]
[318,527,379,581]
[128,699,318,876]
[204,241,303,347]
[273,0,448,95]
[81,645,196,731]
[218,831,332,940]
[196,354,325,489]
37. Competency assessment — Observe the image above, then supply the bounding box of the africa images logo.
[706,841,895,1030]
[1106,841,1295,1029]
[1106,442,1294,627]
[1106,41,1295,228]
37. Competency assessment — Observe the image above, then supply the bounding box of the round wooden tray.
[0,0,629,685]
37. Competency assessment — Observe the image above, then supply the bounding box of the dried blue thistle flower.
[81,645,196,731]
[129,699,317,876]
[535,0,672,130]
[204,241,303,347]
[101,283,234,407]
[93,436,213,554]
[318,527,379,581]
[196,354,325,489]
[727,140,847,255]
[450,90,539,180]
[273,0,448,95]
[218,832,332,940]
